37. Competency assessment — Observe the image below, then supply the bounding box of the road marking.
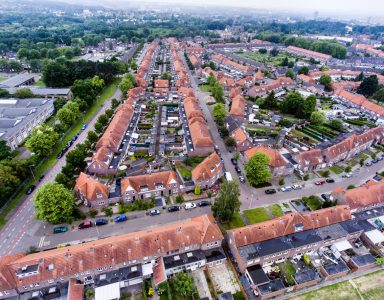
[38,236,45,248]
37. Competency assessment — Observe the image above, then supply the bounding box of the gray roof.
[5,86,70,97]
[0,98,54,141]
[0,73,35,88]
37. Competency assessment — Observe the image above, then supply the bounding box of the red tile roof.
[192,152,222,182]
[121,171,179,194]
[287,46,332,60]
[244,146,287,167]
[230,95,245,117]
[297,149,325,167]
[74,172,109,201]
[342,181,384,210]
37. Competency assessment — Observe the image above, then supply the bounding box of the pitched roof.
[74,172,109,201]
[244,146,288,167]
[287,46,332,60]
[297,149,325,167]
[121,171,179,193]
[229,206,351,248]
[154,80,169,89]
[192,152,222,182]
[231,127,249,146]
[230,95,245,117]
[0,215,222,289]
[335,89,384,116]
[343,181,384,210]
[189,117,214,148]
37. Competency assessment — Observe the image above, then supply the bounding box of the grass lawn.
[239,51,296,67]
[302,196,323,211]
[269,204,284,217]
[0,77,6,82]
[358,152,369,161]
[291,129,318,145]
[200,84,211,92]
[294,280,359,300]
[0,80,119,228]
[243,207,270,224]
[353,269,384,300]
[330,165,343,174]
[280,260,296,286]
[176,164,192,180]
[348,159,358,167]
[220,212,246,231]
[34,80,45,86]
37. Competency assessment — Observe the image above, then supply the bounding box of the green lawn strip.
[0,80,119,228]
[294,280,358,300]
[348,159,358,167]
[280,260,296,286]
[176,164,192,180]
[358,152,369,161]
[243,207,270,224]
[330,165,343,174]
[0,77,6,82]
[302,196,323,211]
[269,204,284,217]
[34,80,45,86]
[220,212,246,231]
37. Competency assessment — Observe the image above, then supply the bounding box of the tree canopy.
[357,75,379,97]
[244,152,272,187]
[212,180,241,223]
[310,111,326,125]
[34,183,75,224]
[26,125,59,157]
[212,103,226,126]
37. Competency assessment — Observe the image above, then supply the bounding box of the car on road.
[167,205,180,212]
[235,166,241,174]
[53,226,68,234]
[57,151,63,159]
[81,123,87,130]
[114,215,127,223]
[185,202,197,210]
[315,180,325,185]
[231,158,238,165]
[265,188,277,194]
[292,184,302,190]
[239,175,245,183]
[326,178,335,183]
[342,173,353,178]
[281,186,292,192]
[78,221,93,229]
[26,185,36,195]
[95,219,108,226]
[198,200,210,207]
[148,209,161,216]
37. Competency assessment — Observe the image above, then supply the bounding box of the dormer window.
[294,223,304,232]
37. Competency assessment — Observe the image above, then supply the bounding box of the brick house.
[230,127,253,152]
[191,152,223,189]
[74,172,109,208]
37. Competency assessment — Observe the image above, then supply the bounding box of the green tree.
[297,95,317,119]
[298,66,309,75]
[90,75,105,93]
[281,91,304,115]
[88,209,98,218]
[211,82,224,102]
[172,272,196,297]
[119,73,136,96]
[34,183,75,224]
[53,97,67,112]
[0,88,10,98]
[212,180,241,223]
[212,103,226,125]
[225,137,236,147]
[13,88,34,99]
[102,207,113,217]
[66,144,87,171]
[263,90,278,109]
[373,87,384,103]
[244,152,272,187]
[87,131,98,145]
[175,194,184,204]
[194,185,201,195]
[310,111,326,125]
[55,173,73,188]
[57,102,80,128]
[97,114,109,127]
[357,75,379,97]
[26,125,59,157]
[285,68,295,79]
[376,257,384,265]
[0,141,11,160]
[94,121,104,134]
[319,74,333,91]
[43,61,70,87]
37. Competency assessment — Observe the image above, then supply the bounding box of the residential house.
[229,95,245,123]
[244,146,294,177]
[154,80,170,98]
[188,117,214,155]
[74,172,110,208]
[286,46,332,62]
[294,149,326,173]
[230,127,253,152]
[121,171,181,201]
[191,152,223,189]
[248,77,294,98]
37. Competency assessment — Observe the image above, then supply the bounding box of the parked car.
[53,226,68,234]
[326,178,335,183]
[78,221,93,229]
[321,194,330,201]
[315,180,325,185]
[95,219,108,226]
[231,158,238,165]
[292,184,302,190]
[281,186,292,192]
[366,161,373,166]
[57,151,63,159]
[185,202,197,210]
[198,200,210,207]
[377,156,383,161]
[342,173,353,178]
[235,166,241,174]
[148,209,161,216]
[239,175,245,183]
[81,123,87,130]
[372,158,379,164]
[26,185,36,195]
[265,189,277,194]
[167,206,180,212]
[114,215,127,223]
[38,175,45,182]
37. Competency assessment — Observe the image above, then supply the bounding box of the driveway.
[191,269,212,300]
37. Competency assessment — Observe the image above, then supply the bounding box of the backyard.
[238,51,297,67]
[243,207,271,224]
[176,163,192,181]
[269,204,284,217]
[220,212,246,231]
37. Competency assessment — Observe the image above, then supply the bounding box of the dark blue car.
[95,219,108,226]
[114,215,127,223]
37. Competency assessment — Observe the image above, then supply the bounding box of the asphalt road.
[0,87,122,257]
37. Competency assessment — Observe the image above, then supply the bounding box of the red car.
[315,180,325,185]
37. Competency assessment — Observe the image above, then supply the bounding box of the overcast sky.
[124,0,383,16]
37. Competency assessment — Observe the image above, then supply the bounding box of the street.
[0,87,122,256]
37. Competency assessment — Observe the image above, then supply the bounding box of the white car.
[184,202,197,210]
[292,184,302,190]
[281,186,292,192]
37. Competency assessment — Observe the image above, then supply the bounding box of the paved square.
[208,263,240,294]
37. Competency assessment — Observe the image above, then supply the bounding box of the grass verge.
[219,212,246,231]
[0,80,119,228]
[330,165,343,174]
[243,207,270,224]
[269,204,284,217]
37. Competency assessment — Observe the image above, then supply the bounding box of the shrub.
[88,209,98,218]
[278,178,285,186]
